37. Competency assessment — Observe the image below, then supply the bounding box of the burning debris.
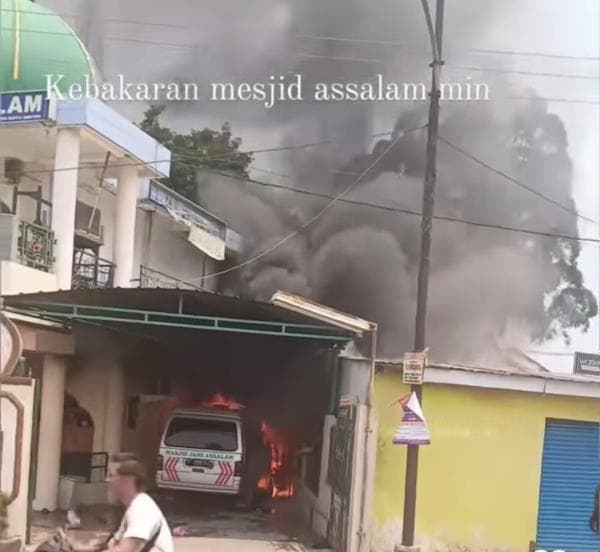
[261,422,296,499]
[201,393,245,411]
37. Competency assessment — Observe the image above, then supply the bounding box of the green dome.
[0,0,98,94]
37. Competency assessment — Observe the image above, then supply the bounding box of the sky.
[484,0,600,372]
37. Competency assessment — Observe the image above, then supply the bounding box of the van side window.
[165,418,238,451]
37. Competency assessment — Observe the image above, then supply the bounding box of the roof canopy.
[3,288,353,342]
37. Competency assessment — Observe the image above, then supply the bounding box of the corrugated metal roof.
[377,358,600,385]
[2,288,353,342]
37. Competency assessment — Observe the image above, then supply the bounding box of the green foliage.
[139,105,253,202]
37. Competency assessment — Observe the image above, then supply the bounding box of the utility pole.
[402,0,444,546]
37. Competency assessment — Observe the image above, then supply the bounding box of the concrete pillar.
[34,354,67,511]
[102,362,126,456]
[51,128,80,289]
[113,163,139,287]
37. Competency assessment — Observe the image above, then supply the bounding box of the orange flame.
[201,393,245,410]
[260,421,295,498]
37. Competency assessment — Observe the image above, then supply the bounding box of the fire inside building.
[2,288,375,551]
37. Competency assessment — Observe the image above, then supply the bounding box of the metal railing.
[72,249,115,289]
[138,265,207,291]
[17,220,55,272]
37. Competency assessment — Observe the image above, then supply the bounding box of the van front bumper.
[156,477,241,496]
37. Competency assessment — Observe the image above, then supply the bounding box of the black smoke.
[45,0,597,360]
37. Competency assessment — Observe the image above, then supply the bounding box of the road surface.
[175,538,327,551]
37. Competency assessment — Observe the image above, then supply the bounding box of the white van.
[157,408,244,495]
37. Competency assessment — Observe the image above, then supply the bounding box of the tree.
[139,106,253,201]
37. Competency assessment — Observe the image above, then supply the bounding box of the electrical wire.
[14,118,599,249]
[502,96,600,105]
[471,48,600,61]
[297,33,600,61]
[17,127,599,245]
[21,128,416,177]
[2,11,598,63]
[184,164,600,246]
[438,136,599,225]
[296,53,383,64]
[447,64,599,81]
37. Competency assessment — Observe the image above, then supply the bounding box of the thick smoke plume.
[49,0,597,361]
[204,97,596,361]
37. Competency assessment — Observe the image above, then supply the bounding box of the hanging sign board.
[393,392,430,446]
[402,350,428,385]
[188,225,226,261]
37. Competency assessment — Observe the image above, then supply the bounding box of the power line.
[103,17,189,30]
[438,135,599,225]
[183,163,600,246]
[447,64,599,81]
[18,146,600,246]
[296,32,600,62]
[103,36,190,49]
[1,7,190,29]
[20,126,424,178]
[502,95,600,105]
[168,128,416,163]
[3,11,598,63]
[187,130,410,282]
[471,48,600,61]
[0,24,192,49]
[296,52,383,64]
[296,33,406,48]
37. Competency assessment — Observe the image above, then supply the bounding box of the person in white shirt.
[105,456,174,552]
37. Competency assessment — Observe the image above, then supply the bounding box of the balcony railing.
[17,220,55,272]
[138,265,207,292]
[72,249,115,289]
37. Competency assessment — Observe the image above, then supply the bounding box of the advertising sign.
[0,91,53,123]
[402,349,428,385]
[393,392,430,446]
[573,352,600,377]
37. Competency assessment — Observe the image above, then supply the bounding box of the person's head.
[108,454,148,504]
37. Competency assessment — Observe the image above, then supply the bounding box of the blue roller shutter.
[537,420,600,551]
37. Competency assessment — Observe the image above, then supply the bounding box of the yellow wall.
[373,371,600,551]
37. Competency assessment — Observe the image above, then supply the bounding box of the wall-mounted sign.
[0,91,53,124]
[393,392,430,446]
[573,352,600,377]
[402,350,428,385]
[140,180,225,239]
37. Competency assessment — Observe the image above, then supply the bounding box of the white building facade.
[0,0,242,518]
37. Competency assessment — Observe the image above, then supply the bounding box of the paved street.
[29,494,329,551]
[175,537,326,551]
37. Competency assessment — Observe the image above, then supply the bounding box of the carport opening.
[124,329,338,503]
[11,289,354,545]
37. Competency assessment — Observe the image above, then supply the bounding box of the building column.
[113,163,139,287]
[51,128,81,289]
[33,354,67,512]
[102,362,125,456]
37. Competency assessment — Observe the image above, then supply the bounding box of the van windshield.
[165,417,238,451]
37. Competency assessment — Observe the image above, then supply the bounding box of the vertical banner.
[393,392,430,446]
